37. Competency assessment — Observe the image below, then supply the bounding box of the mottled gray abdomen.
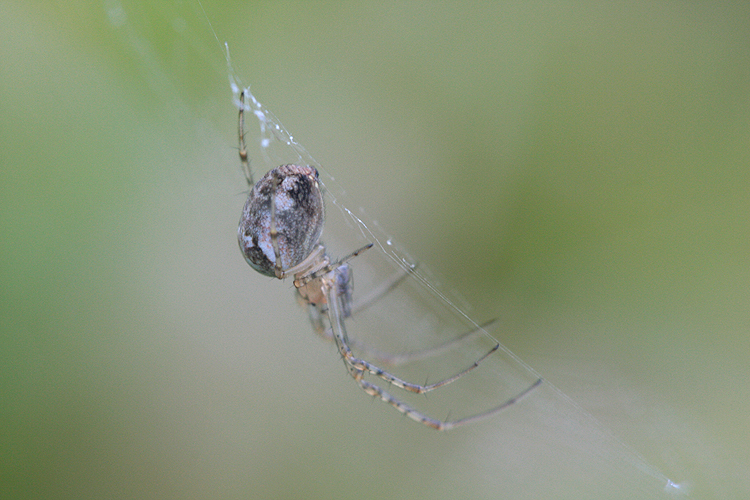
[238,165,325,277]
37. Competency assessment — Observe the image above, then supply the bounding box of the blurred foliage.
[2,1,749,499]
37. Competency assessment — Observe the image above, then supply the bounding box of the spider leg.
[312,258,504,367]
[355,369,457,430]
[308,262,412,342]
[350,263,415,316]
[357,373,542,431]
[238,91,253,187]
[325,272,506,394]
[311,313,494,365]
[340,362,441,428]
[304,301,328,338]
[345,334,501,394]
[299,245,373,341]
[346,319,499,367]
[324,275,542,429]
[294,243,373,290]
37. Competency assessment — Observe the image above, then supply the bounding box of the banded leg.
[324,272,542,428]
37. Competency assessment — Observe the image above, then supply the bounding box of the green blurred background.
[2,1,749,498]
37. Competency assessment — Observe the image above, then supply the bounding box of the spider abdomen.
[238,164,324,277]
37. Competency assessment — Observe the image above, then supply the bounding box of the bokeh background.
[2,1,749,499]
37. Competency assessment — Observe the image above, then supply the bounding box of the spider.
[235,91,541,430]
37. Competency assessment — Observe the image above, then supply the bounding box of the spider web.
[221,47,686,497]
